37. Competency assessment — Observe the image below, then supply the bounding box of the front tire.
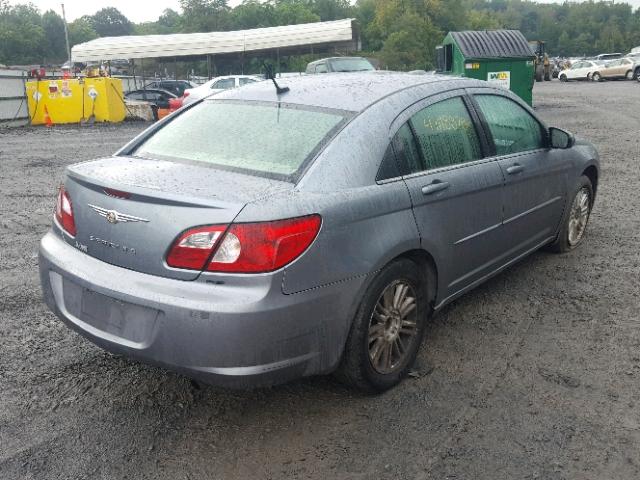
[592,72,602,82]
[559,74,567,82]
[548,176,594,253]
[336,259,430,392]
[626,70,634,80]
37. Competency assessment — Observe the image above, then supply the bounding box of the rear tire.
[626,70,634,80]
[548,175,594,253]
[335,259,431,393]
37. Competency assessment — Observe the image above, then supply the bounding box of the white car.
[558,60,606,82]
[182,75,262,106]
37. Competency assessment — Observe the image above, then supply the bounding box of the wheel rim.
[368,280,419,374]
[568,187,591,246]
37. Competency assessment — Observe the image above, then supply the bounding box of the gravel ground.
[1,81,639,480]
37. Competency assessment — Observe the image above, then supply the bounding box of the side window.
[391,123,422,174]
[212,78,235,90]
[474,94,545,156]
[376,144,403,181]
[409,97,482,170]
[239,78,256,86]
[315,63,328,74]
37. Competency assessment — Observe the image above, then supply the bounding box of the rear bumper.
[39,231,363,388]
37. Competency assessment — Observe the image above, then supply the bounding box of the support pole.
[61,3,71,64]
[141,58,145,91]
[131,59,137,90]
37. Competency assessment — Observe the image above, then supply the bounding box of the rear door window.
[474,95,545,156]
[409,97,483,170]
[239,78,256,86]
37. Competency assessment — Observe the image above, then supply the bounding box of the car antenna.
[263,63,289,95]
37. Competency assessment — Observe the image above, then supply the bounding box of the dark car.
[39,72,599,392]
[143,80,197,97]
[125,88,177,109]
[305,57,375,74]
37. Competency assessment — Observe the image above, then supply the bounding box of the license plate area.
[62,277,159,344]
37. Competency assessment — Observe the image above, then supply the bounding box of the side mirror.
[549,127,575,149]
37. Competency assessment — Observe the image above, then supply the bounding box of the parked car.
[143,80,197,97]
[558,60,605,81]
[125,88,177,120]
[125,88,177,109]
[39,73,599,392]
[591,57,638,81]
[593,53,623,61]
[181,75,261,107]
[305,57,375,74]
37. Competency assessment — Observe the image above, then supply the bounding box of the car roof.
[212,71,482,113]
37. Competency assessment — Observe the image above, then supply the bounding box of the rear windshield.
[134,101,348,179]
[329,58,374,72]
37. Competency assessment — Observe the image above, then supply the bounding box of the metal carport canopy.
[71,18,357,62]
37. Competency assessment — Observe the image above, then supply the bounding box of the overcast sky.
[13,0,640,23]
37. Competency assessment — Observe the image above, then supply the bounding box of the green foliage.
[89,7,134,37]
[0,4,46,64]
[68,18,98,48]
[41,10,67,63]
[2,0,640,69]
[179,0,232,32]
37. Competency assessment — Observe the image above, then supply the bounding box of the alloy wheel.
[367,280,419,374]
[568,187,591,246]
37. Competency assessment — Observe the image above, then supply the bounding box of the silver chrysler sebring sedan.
[39,72,599,392]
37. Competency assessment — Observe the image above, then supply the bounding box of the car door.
[579,62,594,80]
[470,91,570,258]
[392,91,506,300]
[566,62,584,80]
[601,60,619,78]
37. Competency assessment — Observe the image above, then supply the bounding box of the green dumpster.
[436,30,536,106]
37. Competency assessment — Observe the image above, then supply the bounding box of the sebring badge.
[88,204,150,225]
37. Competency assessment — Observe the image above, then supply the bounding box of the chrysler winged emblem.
[88,204,150,225]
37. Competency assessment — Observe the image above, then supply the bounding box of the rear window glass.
[134,101,347,178]
[329,58,374,72]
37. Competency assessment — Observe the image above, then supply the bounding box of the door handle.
[421,181,450,195]
[506,164,525,175]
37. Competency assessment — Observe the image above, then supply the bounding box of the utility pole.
[61,3,71,64]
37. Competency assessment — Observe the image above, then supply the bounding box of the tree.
[68,18,98,47]
[90,7,134,37]
[272,0,319,25]
[41,10,67,62]
[0,4,46,64]
[232,0,275,29]
[158,9,182,30]
[311,0,352,21]
[378,12,442,70]
[179,0,232,32]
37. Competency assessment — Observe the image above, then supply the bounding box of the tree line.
[1,0,639,71]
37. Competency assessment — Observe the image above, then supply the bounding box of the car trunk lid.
[64,156,292,280]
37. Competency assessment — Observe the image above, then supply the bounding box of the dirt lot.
[1,80,639,480]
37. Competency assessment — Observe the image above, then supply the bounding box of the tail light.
[55,185,77,236]
[166,215,321,273]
